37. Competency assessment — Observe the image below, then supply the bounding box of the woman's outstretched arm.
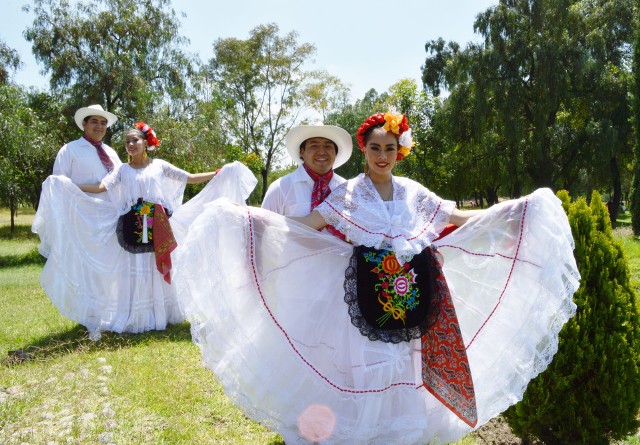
[449,208,484,227]
[77,183,106,193]
[289,210,328,230]
[187,169,220,184]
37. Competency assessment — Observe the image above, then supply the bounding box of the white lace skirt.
[32,161,257,336]
[177,188,580,445]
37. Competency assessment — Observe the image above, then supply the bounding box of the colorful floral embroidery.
[363,250,420,327]
[133,200,155,243]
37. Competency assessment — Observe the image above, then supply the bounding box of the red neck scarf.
[303,164,346,241]
[83,134,114,173]
[303,163,334,210]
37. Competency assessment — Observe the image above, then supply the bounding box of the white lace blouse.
[102,159,189,215]
[315,174,456,264]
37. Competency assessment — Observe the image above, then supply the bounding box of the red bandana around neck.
[83,134,114,173]
[302,163,346,241]
[303,163,334,210]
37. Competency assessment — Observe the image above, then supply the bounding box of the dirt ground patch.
[471,416,542,445]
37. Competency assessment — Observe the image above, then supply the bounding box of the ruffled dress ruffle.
[32,161,257,337]
[177,182,580,445]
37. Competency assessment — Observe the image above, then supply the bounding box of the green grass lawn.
[1,208,638,444]
[0,209,283,445]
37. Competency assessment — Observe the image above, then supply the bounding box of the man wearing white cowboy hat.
[53,104,121,199]
[262,124,352,217]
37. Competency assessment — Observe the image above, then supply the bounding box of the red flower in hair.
[356,113,386,151]
[134,121,160,149]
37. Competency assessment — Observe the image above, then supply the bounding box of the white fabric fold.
[177,185,580,445]
[32,161,257,335]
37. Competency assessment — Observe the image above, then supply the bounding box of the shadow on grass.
[0,247,46,268]
[0,224,37,240]
[3,321,193,367]
[0,224,45,267]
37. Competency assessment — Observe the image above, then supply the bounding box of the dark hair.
[83,115,107,124]
[126,128,146,138]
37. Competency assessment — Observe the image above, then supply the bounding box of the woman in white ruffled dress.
[32,122,257,340]
[177,112,580,444]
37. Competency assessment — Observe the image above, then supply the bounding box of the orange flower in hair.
[382,112,403,135]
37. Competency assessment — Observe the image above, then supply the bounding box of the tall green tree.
[0,85,59,232]
[303,70,351,123]
[24,0,197,138]
[205,23,315,199]
[25,91,68,208]
[0,39,22,84]
[426,89,514,206]
[422,0,636,203]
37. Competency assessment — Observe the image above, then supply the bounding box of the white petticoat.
[177,188,580,445]
[32,161,257,336]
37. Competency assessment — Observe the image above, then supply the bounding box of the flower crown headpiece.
[134,121,160,151]
[356,112,414,160]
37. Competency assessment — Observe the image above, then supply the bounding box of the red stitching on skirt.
[246,208,417,394]
[467,198,529,348]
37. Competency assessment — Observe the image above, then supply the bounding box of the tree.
[204,23,315,200]
[25,91,68,209]
[422,0,636,202]
[505,190,640,444]
[0,85,59,233]
[302,70,351,123]
[24,0,197,140]
[0,39,22,84]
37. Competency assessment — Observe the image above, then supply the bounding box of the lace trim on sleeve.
[160,159,189,182]
[101,164,122,190]
[159,160,188,210]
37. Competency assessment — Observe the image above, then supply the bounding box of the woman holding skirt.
[177,112,580,444]
[33,122,257,340]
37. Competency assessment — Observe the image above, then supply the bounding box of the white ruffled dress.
[177,174,580,445]
[32,161,257,338]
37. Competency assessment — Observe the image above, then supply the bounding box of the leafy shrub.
[505,190,640,445]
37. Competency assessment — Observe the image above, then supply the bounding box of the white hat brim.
[74,105,118,131]
[285,125,353,169]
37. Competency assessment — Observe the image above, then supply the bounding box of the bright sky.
[0,0,498,100]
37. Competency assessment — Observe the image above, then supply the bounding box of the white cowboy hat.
[74,104,118,131]
[286,125,353,169]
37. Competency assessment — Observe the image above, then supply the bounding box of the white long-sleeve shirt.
[53,137,122,199]
[261,165,346,217]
